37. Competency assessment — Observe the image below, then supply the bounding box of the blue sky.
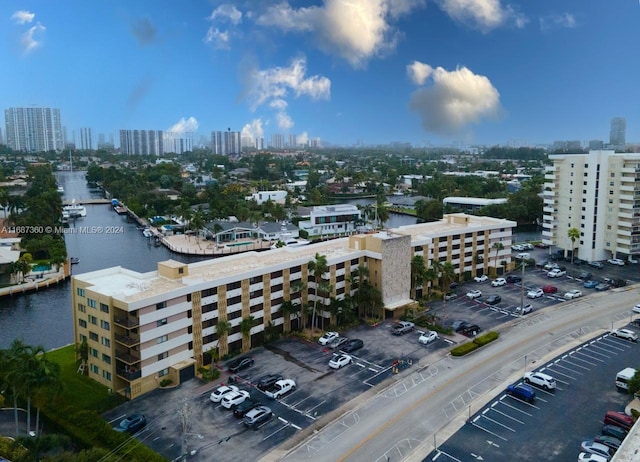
[1,1,638,148]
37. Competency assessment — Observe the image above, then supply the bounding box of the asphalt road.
[273,285,640,462]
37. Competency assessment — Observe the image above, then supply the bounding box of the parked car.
[580,441,613,459]
[256,374,284,391]
[610,279,627,288]
[443,292,458,301]
[328,336,349,349]
[342,338,364,353]
[589,261,605,269]
[611,329,638,342]
[523,371,556,390]
[543,262,559,270]
[454,321,471,332]
[485,294,502,305]
[210,385,239,403]
[114,414,147,433]
[418,330,439,345]
[594,435,622,452]
[633,304,640,314]
[515,304,533,315]
[512,244,524,251]
[601,424,628,440]
[474,274,488,283]
[318,331,340,346]
[392,321,415,335]
[564,289,583,300]
[265,379,296,399]
[577,453,609,462]
[574,259,587,266]
[515,252,531,260]
[328,354,352,369]
[521,243,534,250]
[506,275,522,283]
[542,285,558,294]
[466,289,482,299]
[228,357,254,373]
[584,280,599,288]
[578,271,593,280]
[233,397,260,418]
[243,405,272,429]
[221,390,250,409]
[527,288,544,299]
[547,268,566,278]
[607,258,626,266]
[491,278,506,287]
[459,324,481,337]
[595,283,610,291]
[534,242,549,249]
[505,384,535,403]
[603,411,635,430]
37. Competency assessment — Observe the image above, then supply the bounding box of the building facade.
[4,107,64,152]
[298,204,362,237]
[119,130,164,156]
[211,130,241,155]
[609,117,626,149]
[71,214,515,399]
[78,128,93,151]
[542,150,640,262]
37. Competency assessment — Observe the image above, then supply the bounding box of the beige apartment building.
[72,213,516,399]
[543,150,640,262]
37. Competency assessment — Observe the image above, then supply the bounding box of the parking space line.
[561,358,591,371]
[489,407,525,424]
[263,422,291,441]
[567,352,600,366]
[498,399,536,415]
[545,365,578,380]
[290,395,313,409]
[583,344,616,358]
[433,449,465,461]
[571,350,606,363]
[478,414,517,432]
[470,421,509,442]
[600,337,631,351]
[305,400,326,414]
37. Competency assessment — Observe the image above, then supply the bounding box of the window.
[227,281,241,291]
[77,303,86,313]
[90,364,99,374]
[271,270,283,279]
[78,319,87,328]
[156,301,166,310]
[102,370,112,381]
[201,288,217,297]
[157,335,168,344]
[100,320,110,331]
[79,334,87,342]
[158,368,169,377]
[88,315,97,325]
[100,303,109,313]
[87,299,97,308]
[102,353,111,364]
[187,293,192,302]
[178,267,184,274]
[89,331,98,341]
[77,288,85,297]
[157,318,168,327]
[101,337,110,347]
[158,351,169,361]
[90,348,98,358]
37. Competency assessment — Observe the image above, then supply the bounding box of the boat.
[270,224,310,249]
[57,185,64,194]
[142,229,154,238]
[70,257,80,264]
[63,200,86,218]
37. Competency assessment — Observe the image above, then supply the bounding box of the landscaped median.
[450,331,500,356]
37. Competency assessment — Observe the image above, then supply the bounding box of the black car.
[233,397,260,418]
[454,321,471,332]
[611,279,627,288]
[256,374,283,391]
[578,271,593,280]
[228,356,255,373]
[341,338,364,353]
[459,324,481,337]
[505,275,521,283]
[114,414,147,433]
[449,282,459,290]
[485,294,501,305]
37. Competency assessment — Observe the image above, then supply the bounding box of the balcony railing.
[116,368,141,381]
[114,333,140,346]
[114,317,139,328]
[115,350,140,364]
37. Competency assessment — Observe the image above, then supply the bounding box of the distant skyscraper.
[271,133,284,149]
[78,128,93,150]
[589,139,604,150]
[609,117,626,148]
[164,131,195,154]
[0,126,4,145]
[4,107,64,152]
[288,134,297,148]
[211,130,241,155]
[119,129,164,155]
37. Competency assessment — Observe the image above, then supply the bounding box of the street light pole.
[520,261,526,314]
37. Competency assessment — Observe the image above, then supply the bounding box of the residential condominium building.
[211,130,241,155]
[119,130,164,156]
[542,150,640,262]
[4,107,64,152]
[71,213,515,399]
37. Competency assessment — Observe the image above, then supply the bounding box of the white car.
[265,379,296,399]
[607,258,625,266]
[527,288,544,299]
[515,304,533,315]
[328,354,352,369]
[418,330,439,345]
[611,328,638,342]
[564,289,583,299]
[318,331,339,346]
[474,275,488,283]
[633,304,640,314]
[543,262,559,271]
[221,390,250,409]
[523,371,556,390]
[547,268,566,278]
[491,278,506,287]
[578,452,609,462]
[466,289,482,299]
[210,385,239,403]
[512,244,523,251]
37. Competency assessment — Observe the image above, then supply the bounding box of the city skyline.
[1,1,639,147]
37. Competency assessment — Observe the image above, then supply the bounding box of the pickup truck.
[264,379,296,399]
[391,321,415,335]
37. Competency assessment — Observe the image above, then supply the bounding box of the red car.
[542,285,558,294]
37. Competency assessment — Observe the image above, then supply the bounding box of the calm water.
[0,171,207,350]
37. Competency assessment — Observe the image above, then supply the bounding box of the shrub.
[473,331,499,347]
[159,379,173,387]
[198,366,220,383]
[451,342,479,356]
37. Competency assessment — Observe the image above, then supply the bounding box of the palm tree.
[568,228,580,264]
[410,255,426,300]
[280,300,295,333]
[307,253,329,332]
[215,319,232,358]
[316,280,333,330]
[0,339,28,435]
[240,316,255,353]
[492,242,504,273]
[430,259,444,291]
[289,280,306,330]
[424,267,437,296]
[31,353,62,436]
[441,262,457,292]
[0,187,9,218]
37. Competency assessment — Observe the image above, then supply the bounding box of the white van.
[615,367,637,391]
[515,252,531,260]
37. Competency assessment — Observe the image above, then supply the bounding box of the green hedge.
[451,331,500,357]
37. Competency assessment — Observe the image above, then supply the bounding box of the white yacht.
[63,200,87,218]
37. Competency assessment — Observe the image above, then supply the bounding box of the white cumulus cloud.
[437,0,527,32]
[256,0,425,68]
[407,62,502,136]
[241,119,264,140]
[12,10,35,24]
[539,13,577,31]
[407,61,434,86]
[204,4,243,49]
[297,131,309,146]
[21,22,46,54]
[167,117,199,135]
[209,4,243,25]
[204,27,230,49]
[276,112,294,130]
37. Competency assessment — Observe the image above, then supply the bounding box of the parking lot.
[426,322,640,461]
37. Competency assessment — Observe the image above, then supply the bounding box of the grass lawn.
[47,345,113,410]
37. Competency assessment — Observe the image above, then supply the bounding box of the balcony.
[115,333,140,346]
[114,317,139,329]
[116,350,140,364]
[116,367,141,381]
